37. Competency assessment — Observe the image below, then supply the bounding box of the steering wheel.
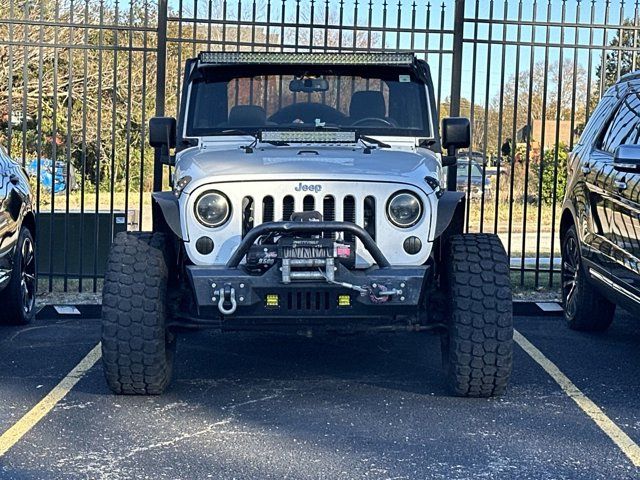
[351,117,394,127]
[268,103,347,124]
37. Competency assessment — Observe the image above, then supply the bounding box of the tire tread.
[101,231,173,395]
[444,233,513,397]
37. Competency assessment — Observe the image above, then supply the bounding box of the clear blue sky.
[160,0,635,103]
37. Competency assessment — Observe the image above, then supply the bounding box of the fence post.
[153,0,168,192]
[447,0,465,191]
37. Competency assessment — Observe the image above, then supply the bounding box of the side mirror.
[149,116,176,149]
[442,117,471,155]
[613,144,640,172]
[149,117,177,166]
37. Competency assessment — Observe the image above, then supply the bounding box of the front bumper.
[182,220,431,326]
[186,262,430,322]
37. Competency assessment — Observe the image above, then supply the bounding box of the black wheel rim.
[562,235,580,319]
[20,236,36,316]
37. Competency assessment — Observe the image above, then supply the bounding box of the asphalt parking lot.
[0,308,639,479]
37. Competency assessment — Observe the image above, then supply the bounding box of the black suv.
[561,72,640,330]
[0,146,36,325]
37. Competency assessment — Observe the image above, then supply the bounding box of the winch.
[245,236,356,278]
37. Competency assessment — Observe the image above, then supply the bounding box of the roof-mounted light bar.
[198,52,416,66]
[260,130,357,143]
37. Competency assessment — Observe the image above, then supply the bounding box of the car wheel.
[561,225,615,332]
[441,234,513,397]
[0,226,36,325]
[101,232,176,395]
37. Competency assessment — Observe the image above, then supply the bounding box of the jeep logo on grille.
[294,182,322,193]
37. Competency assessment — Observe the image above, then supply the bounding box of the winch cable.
[316,268,396,304]
[283,245,333,259]
[316,268,369,294]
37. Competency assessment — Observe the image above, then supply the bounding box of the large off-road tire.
[101,232,175,395]
[0,226,36,325]
[561,225,615,332]
[441,234,513,397]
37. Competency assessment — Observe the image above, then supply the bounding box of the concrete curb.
[36,301,563,321]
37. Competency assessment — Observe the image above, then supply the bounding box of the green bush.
[541,143,569,205]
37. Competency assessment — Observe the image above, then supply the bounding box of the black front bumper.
[183,220,431,326]
[186,262,430,322]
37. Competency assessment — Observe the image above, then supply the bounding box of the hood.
[177,141,441,194]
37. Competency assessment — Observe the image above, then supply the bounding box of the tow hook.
[217,284,237,315]
[369,284,403,304]
[377,288,403,296]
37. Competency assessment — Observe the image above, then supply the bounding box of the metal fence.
[0,0,638,292]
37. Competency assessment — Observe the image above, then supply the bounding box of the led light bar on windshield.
[198,52,415,66]
[260,130,357,143]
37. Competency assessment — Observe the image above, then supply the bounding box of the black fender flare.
[152,191,183,240]
[434,191,466,239]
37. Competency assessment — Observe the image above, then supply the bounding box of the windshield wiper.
[359,135,391,149]
[221,128,257,136]
[220,129,289,150]
[418,138,437,148]
[219,129,260,152]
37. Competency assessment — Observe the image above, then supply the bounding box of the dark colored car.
[560,72,640,331]
[0,146,36,325]
[456,158,491,199]
[458,150,488,166]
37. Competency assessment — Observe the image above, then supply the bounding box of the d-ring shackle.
[217,284,237,315]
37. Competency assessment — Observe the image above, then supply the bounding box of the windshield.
[457,161,483,179]
[185,65,432,138]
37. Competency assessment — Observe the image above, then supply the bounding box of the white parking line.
[514,330,640,467]
[0,343,102,457]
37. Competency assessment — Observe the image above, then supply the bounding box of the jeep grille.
[241,194,374,241]
[184,180,433,268]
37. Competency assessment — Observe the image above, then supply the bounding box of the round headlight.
[387,191,422,228]
[195,191,231,228]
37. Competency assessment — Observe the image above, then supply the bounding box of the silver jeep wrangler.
[101,52,514,397]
